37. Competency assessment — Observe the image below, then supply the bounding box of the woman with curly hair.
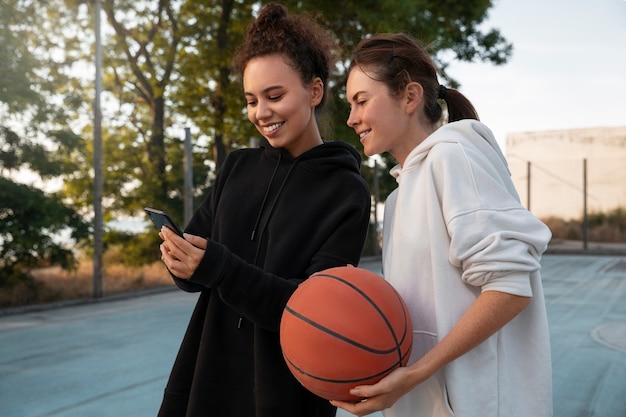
[156,4,370,417]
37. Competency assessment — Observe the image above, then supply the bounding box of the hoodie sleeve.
[430,140,551,296]
[185,189,371,332]
[167,163,221,293]
[167,143,371,331]
[165,195,215,293]
[449,209,551,296]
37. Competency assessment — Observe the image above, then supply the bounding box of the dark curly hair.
[233,3,337,111]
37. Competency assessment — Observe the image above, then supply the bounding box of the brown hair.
[349,33,479,124]
[232,3,337,111]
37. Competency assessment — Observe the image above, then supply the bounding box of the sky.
[445,0,626,151]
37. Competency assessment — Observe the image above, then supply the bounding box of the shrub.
[541,206,626,242]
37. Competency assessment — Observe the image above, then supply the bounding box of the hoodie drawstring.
[251,153,281,242]
[239,153,298,329]
[251,159,298,264]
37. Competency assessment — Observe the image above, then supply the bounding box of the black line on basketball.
[284,355,403,384]
[284,305,398,355]
[311,272,405,362]
[389,286,411,350]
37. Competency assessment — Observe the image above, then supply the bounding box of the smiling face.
[243,54,323,157]
[346,67,413,162]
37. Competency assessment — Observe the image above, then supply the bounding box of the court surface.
[1,254,624,417]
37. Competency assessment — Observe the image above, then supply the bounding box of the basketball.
[279,265,412,402]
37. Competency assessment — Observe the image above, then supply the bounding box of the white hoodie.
[382,120,553,417]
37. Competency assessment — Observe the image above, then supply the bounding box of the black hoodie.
[157,138,371,417]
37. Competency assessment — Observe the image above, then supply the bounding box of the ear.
[404,82,423,115]
[310,77,324,107]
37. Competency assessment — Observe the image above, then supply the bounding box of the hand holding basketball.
[330,365,419,416]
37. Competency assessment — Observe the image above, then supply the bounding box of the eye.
[246,100,257,107]
[269,94,283,101]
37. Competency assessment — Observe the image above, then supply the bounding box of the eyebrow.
[348,90,366,103]
[244,85,283,97]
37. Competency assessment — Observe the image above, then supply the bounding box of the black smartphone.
[144,207,184,236]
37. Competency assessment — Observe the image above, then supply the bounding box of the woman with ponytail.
[156,4,370,416]
[333,33,552,417]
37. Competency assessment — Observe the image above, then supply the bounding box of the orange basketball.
[280,265,412,401]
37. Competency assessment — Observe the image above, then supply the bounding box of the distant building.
[506,126,626,220]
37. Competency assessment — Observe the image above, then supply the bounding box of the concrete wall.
[506,126,626,220]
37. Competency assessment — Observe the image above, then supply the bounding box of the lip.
[261,122,284,137]
[357,129,371,143]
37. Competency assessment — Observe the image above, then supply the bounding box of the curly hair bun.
[246,3,288,47]
[256,2,288,27]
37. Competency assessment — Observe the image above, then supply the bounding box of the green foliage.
[103,230,163,266]
[543,207,626,243]
[2,0,513,272]
[588,207,626,230]
[0,0,41,112]
[0,1,93,288]
[282,0,512,181]
[0,178,90,287]
[586,207,626,242]
[92,0,510,220]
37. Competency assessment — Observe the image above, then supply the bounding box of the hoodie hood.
[251,137,364,261]
[391,120,510,181]
[259,136,363,175]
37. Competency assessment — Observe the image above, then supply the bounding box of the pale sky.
[445,0,626,151]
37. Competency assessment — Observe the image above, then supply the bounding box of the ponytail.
[439,85,479,122]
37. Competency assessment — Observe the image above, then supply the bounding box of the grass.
[0,257,173,309]
[541,209,626,242]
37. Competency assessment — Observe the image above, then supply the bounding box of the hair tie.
[438,85,448,100]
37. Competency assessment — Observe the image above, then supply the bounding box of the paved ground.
[0,253,625,417]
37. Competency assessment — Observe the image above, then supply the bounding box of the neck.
[393,123,436,167]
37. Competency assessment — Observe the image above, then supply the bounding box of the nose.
[346,107,358,128]
[255,99,272,121]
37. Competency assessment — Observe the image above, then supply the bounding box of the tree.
[100,0,184,215]
[174,0,513,161]
[96,0,511,192]
[173,0,257,169]
[0,179,90,286]
[5,0,512,259]
[283,0,512,208]
[0,0,90,286]
[173,0,511,193]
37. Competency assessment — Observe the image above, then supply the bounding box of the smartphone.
[144,207,184,236]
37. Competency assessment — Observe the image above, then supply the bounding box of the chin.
[264,136,283,148]
[363,145,378,158]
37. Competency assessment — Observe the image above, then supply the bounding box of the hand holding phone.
[144,207,184,236]
[147,207,206,279]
